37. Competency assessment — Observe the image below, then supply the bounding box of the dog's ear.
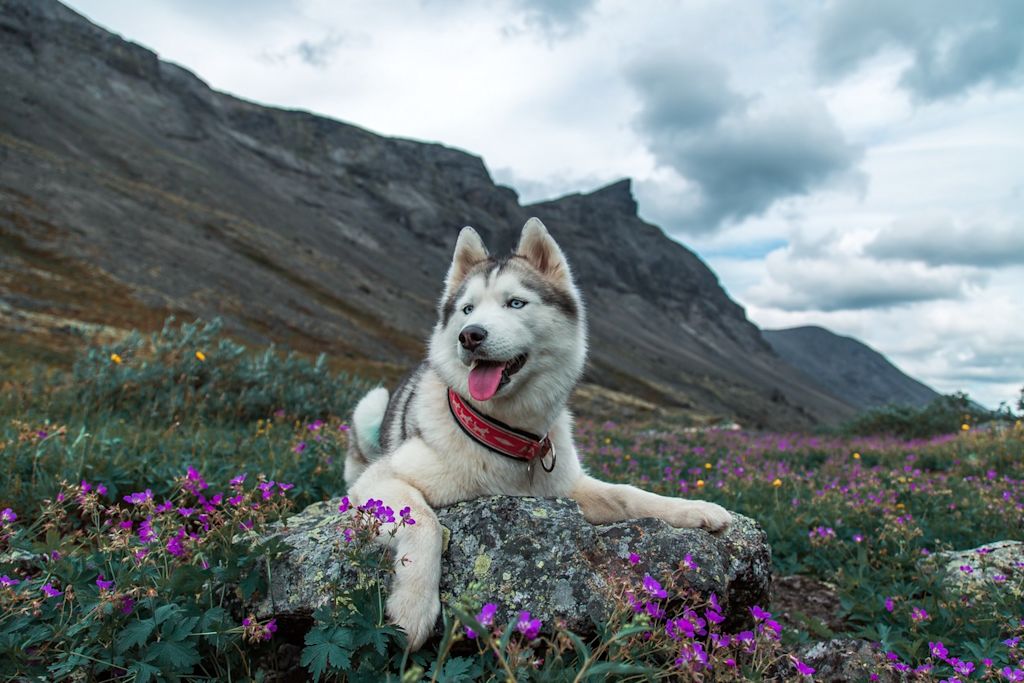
[516,218,572,285]
[444,226,489,297]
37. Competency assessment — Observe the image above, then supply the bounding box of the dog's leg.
[570,474,732,531]
[348,461,442,651]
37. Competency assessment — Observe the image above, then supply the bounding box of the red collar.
[447,388,554,465]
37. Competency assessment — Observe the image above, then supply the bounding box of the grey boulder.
[255,496,771,638]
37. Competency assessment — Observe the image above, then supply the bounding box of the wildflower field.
[1,320,1022,681]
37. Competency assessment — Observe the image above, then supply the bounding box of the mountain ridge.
[0,0,896,428]
[763,326,940,411]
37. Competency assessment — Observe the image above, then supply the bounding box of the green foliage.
[40,317,373,424]
[839,391,1006,439]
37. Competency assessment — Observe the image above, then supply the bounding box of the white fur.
[346,218,732,651]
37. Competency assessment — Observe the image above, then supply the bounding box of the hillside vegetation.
[0,322,1021,681]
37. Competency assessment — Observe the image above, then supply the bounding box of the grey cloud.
[626,55,861,232]
[816,0,1024,102]
[513,0,595,38]
[866,217,1024,267]
[750,237,987,311]
[627,55,745,132]
[759,276,968,312]
[294,33,350,68]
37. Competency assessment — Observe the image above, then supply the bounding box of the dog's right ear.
[443,226,488,298]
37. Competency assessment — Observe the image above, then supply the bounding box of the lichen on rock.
[255,496,772,640]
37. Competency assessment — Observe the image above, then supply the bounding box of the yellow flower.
[110,353,122,364]
[896,503,905,509]
[772,478,782,488]
[696,479,704,488]
[704,462,712,470]
[195,351,207,362]
[961,423,970,431]
[604,437,611,445]
[853,452,861,460]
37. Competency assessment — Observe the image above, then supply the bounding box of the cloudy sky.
[66,0,1024,409]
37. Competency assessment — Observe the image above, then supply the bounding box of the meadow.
[0,319,1021,681]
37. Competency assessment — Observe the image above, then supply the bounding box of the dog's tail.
[344,387,389,486]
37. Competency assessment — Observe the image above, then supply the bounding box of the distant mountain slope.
[763,326,940,410]
[0,0,859,428]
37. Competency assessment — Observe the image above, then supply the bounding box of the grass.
[0,319,1022,680]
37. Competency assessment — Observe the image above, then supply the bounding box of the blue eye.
[462,304,474,315]
[508,298,527,309]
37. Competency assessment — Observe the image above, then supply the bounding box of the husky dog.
[345,218,732,649]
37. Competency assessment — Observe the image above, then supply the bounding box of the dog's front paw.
[665,500,733,532]
[387,582,440,651]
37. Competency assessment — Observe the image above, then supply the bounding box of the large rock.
[255,496,771,638]
[930,540,1024,596]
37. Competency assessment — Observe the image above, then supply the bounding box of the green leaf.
[147,639,201,670]
[582,662,654,679]
[162,614,200,642]
[435,656,476,683]
[116,619,156,654]
[153,603,181,625]
[300,626,354,682]
[128,661,161,683]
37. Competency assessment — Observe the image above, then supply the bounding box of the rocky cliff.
[0,0,859,428]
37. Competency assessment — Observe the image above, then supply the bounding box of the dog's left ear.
[516,218,573,285]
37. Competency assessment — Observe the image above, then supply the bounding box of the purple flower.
[642,574,667,599]
[792,657,815,676]
[177,507,195,517]
[1,575,19,587]
[466,602,498,639]
[308,420,324,432]
[1001,667,1024,682]
[136,517,154,544]
[910,606,929,622]
[263,618,278,640]
[278,482,294,492]
[884,597,895,612]
[96,574,114,591]
[230,473,247,487]
[628,552,640,565]
[682,554,698,571]
[166,529,186,557]
[186,466,208,489]
[239,519,254,531]
[338,424,350,431]
[338,496,351,513]
[293,441,307,454]
[343,528,354,543]
[228,495,244,506]
[96,484,108,496]
[751,605,772,620]
[123,489,153,505]
[399,506,416,525]
[41,583,62,598]
[959,565,974,574]
[1,508,16,523]
[120,597,134,614]
[951,658,975,677]
[516,610,542,640]
[930,641,949,660]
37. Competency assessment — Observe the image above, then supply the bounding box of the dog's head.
[429,218,587,405]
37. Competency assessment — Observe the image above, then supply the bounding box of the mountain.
[763,326,940,410]
[0,0,859,429]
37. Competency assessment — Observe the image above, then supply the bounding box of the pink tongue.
[468,362,505,401]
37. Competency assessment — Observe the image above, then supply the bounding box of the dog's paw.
[387,583,440,651]
[664,500,733,532]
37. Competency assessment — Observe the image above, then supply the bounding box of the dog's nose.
[459,325,488,351]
